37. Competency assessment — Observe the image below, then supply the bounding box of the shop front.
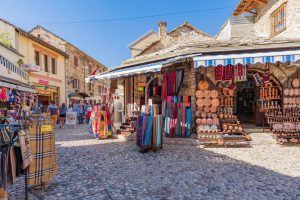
[29,73,65,108]
[193,48,300,145]
[88,42,300,146]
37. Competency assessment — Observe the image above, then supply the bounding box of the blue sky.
[0,0,240,67]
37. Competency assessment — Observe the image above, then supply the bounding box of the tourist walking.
[77,105,84,124]
[48,101,58,129]
[59,103,67,128]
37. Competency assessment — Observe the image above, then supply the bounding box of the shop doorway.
[236,76,256,124]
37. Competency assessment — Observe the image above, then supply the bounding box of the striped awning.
[193,50,300,68]
[87,54,199,82]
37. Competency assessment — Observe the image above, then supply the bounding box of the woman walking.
[59,103,67,128]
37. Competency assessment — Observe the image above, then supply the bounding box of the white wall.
[0,44,28,84]
[254,0,300,39]
[216,21,231,41]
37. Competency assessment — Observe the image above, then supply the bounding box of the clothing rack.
[0,123,30,200]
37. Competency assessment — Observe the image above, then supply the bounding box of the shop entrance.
[236,76,256,124]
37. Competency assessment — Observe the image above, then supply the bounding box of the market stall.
[195,67,250,147]
[267,70,300,144]
[88,105,113,139]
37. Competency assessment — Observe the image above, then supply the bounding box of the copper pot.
[198,81,209,90]
[292,78,300,88]
[196,90,204,99]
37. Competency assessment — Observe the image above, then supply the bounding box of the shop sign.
[22,64,41,72]
[39,80,49,85]
[66,112,77,125]
[0,54,28,80]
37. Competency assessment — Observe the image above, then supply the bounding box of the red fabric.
[172,71,176,96]
[162,74,167,100]
[215,65,224,81]
[224,65,234,81]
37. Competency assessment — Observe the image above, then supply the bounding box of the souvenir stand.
[88,104,113,139]
[136,104,163,152]
[161,67,192,138]
[267,70,300,144]
[0,84,57,199]
[195,65,250,147]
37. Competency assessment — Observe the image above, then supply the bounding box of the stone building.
[30,26,107,105]
[0,18,68,106]
[218,0,300,41]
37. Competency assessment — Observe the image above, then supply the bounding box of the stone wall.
[255,0,300,39]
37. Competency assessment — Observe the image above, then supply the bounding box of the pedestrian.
[59,103,67,128]
[67,104,74,112]
[47,101,58,129]
[76,105,84,124]
[86,104,92,124]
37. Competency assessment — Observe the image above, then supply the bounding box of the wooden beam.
[245,9,257,16]
[253,0,267,5]
[241,0,255,13]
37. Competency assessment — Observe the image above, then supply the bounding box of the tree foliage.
[0,32,12,48]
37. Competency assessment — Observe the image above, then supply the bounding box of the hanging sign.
[22,64,41,72]
[66,112,77,125]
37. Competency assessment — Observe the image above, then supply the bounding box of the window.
[34,50,40,65]
[89,64,92,74]
[44,55,49,72]
[88,82,92,91]
[74,56,78,67]
[72,79,80,89]
[51,58,56,74]
[271,3,287,36]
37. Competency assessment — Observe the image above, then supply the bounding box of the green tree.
[0,32,12,48]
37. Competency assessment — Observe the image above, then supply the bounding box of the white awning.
[0,81,35,93]
[193,50,300,67]
[87,54,199,82]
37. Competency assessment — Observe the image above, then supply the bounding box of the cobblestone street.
[9,125,300,199]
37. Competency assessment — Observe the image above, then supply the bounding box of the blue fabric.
[144,116,153,145]
[156,116,162,147]
[186,109,192,136]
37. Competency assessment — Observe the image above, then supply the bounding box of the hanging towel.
[156,116,162,147]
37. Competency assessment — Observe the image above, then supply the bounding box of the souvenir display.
[266,71,300,144]
[164,96,192,137]
[266,107,300,143]
[195,80,222,144]
[88,105,113,139]
[162,70,192,138]
[136,104,163,152]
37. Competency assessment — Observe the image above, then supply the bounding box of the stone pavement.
[8,125,300,200]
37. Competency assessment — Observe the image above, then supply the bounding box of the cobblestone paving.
[9,125,300,200]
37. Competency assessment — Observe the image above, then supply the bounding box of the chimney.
[158,21,167,37]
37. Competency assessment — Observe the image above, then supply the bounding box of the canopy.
[193,50,300,67]
[87,54,199,82]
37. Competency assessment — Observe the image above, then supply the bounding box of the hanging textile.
[234,63,247,82]
[136,105,163,150]
[215,65,224,81]
[164,96,192,138]
[28,124,57,186]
